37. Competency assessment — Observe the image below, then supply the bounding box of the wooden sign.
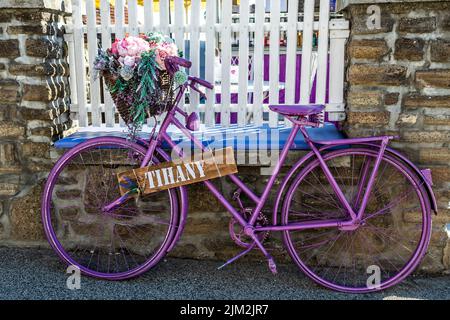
[117,147,238,195]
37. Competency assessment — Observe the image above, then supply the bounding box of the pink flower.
[161,42,178,56]
[111,39,120,55]
[110,35,179,71]
[153,42,179,70]
[155,48,168,70]
[117,40,128,56]
[115,36,150,58]
[128,37,150,56]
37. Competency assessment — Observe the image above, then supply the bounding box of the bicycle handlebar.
[165,56,214,92]
[188,76,214,90]
[165,56,192,68]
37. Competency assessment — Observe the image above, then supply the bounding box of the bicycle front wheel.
[282,148,432,293]
[42,137,179,280]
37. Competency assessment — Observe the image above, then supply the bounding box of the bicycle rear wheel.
[42,137,179,280]
[282,148,431,293]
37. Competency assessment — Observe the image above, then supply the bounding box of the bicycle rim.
[41,137,179,280]
[282,148,431,293]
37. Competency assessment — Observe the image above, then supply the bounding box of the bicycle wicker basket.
[102,70,174,124]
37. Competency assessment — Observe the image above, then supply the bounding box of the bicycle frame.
[41,55,436,290]
[109,80,393,234]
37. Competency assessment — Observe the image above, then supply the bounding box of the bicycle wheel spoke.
[363,199,417,224]
[309,171,345,213]
[358,227,403,277]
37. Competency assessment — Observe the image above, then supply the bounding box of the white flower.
[123,55,136,67]
[120,66,134,81]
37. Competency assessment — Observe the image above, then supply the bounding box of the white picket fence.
[65,0,349,129]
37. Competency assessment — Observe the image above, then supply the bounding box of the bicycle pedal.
[268,258,278,275]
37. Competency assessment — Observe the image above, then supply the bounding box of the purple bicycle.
[42,57,436,293]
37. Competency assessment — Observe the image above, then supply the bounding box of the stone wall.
[0,1,70,242]
[342,1,450,270]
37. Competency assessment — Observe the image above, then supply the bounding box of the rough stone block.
[348,39,389,60]
[10,183,45,240]
[402,131,449,143]
[0,143,17,165]
[0,40,20,58]
[347,91,383,110]
[419,148,450,164]
[19,107,51,121]
[23,84,52,102]
[0,10,11,23]
[0,80,20,103]
[27,159,53,172]
[416,69,450,89]
[426,166,449,187]
[430,40,450,62]
[11,10,54,23]
[9,62,62,77]
[21,142,50,158]
[30,127,50,137]
[396,113,418,126]
[349,65,407,86]
[404,94,450,109]
[0,122,25,138]
[347,111,390,125]
[0,143,19,175]
[25,38,61,59]
[384,92,400,105]
[0,183,20,197]
[424,114,450,126]
[394,38,425,61]
[188,183,224,212]
[23,83,65,102]
[441,15,450,31]
[7,24,48,35]
[398,17,436,33]
[349,8,394,35]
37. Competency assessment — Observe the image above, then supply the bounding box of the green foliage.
[137,50,159,102]
[110,77,129,94]
[131,100,148,127]
[146,32,165,44]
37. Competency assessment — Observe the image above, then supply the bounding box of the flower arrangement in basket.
[93,32,188,136]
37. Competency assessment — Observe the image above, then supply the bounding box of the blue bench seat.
[54,122,344,150]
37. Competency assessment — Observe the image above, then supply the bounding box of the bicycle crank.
[229,208,270,248]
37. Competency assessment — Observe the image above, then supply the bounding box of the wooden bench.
[54,123,344,150]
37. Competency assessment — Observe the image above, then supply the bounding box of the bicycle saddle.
[269,104,325,117]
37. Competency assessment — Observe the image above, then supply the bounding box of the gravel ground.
[0,247,449,300]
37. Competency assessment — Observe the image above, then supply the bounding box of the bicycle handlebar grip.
[189,76,214,90]
[168,56,192,68]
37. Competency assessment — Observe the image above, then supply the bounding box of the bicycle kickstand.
[251,234,278,275]
[217,236,277,275]
[217,244,256,270]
